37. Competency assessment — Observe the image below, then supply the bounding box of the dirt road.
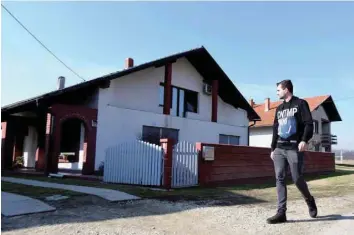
[2,194,354,235]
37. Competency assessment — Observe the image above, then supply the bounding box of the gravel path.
[2,194,354,235]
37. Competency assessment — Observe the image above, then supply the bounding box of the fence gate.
[103,141,164,186]
[172,141,198,188]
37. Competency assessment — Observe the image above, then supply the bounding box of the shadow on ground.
[1,191,266,232]
[288,214,354,223]
[336,163,354,168]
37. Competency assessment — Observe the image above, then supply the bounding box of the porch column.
[44,113,57,175]
[2,122,8,169]
[82,124,97,175]
[35,112,47,171]
[211,80,219,122]
[1,121,15,169]
[163,63,172,115]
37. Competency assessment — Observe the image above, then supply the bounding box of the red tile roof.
[250,95,331,127]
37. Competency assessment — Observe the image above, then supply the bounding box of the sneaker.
[266,212,287,224]
[306,196,318,218]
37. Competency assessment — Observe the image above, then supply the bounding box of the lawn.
[2,164,354,204]
[1,181,84,200]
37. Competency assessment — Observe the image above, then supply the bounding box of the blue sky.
[2,2,354,150]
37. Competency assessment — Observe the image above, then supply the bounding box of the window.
[159,85,172,107]
[142,125,179,146]
[184,90,198,113]
[159,85,164,106]
[219,134,240,145]
[313,120,319,134]
[159,83,198,117]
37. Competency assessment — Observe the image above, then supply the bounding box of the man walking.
[267,80,318,224]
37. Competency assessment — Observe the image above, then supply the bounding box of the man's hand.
[270,151,274,160]
[298,141,307,152]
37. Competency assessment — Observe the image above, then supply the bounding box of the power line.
[1,4,86,82]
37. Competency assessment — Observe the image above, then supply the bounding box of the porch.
[1,103,98,176]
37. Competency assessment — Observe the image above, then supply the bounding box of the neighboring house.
[249,95,342,152]
[1,47,260,175]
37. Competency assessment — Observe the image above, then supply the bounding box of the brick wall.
[48,104,98,175]
[198,143,335,187]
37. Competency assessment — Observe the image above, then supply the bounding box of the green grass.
[2,165,354,203]
[1,181,84,200]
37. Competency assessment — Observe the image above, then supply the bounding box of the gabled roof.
[1,46,260,121]
[251,95,342,127]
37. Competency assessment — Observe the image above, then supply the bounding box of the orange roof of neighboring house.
[250,95,342,127]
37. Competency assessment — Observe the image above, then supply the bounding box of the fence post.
[196,142,203,186]
[160,138,174,189]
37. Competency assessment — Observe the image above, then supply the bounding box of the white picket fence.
[103,141,164,186]
[172,141,199,188]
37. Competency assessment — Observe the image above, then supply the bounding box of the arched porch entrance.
[57,118,86,172]
[47,104,97,175]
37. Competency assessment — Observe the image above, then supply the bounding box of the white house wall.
[94,106,248,170]
[98,65,164,114]
[217,99,248,127]
[249,127,273,148]
[95,57,250,170]
[311,105,330,151]
[312,105,329,133]
[97,57,248,124]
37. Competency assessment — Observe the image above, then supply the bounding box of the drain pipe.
[248,120,257,146]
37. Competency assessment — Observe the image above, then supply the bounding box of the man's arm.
[271,109,279,151]
[300,100,314,143]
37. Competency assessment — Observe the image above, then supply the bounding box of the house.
[1,46,260,175]
[249,95,342,152]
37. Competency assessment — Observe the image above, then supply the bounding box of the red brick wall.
[198,143,335,187]
[303,151,335,173]
[2,122,9,169]
[49,104,98,175]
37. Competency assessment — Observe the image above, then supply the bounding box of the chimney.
[249,98,255,107]
[265,98,270,112]
[125,58,134,69]
[57,76,65,90]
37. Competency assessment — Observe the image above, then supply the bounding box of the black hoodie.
[271,96,314,151]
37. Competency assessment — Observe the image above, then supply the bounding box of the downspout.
[248,120,257,146]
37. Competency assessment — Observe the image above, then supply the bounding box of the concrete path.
[2,177,140,202]
[1,192,56,217]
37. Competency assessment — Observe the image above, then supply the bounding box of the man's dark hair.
[276,79,293,94]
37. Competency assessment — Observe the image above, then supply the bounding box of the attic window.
[159,82,198,117]
[313,120,319,134]
[184,90,198,113]
[159,84,172,107]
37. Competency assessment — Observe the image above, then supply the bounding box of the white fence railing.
[172,141,198,188]
[103,141,164,186]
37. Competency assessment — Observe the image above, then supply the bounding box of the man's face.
[276,84,287,99]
